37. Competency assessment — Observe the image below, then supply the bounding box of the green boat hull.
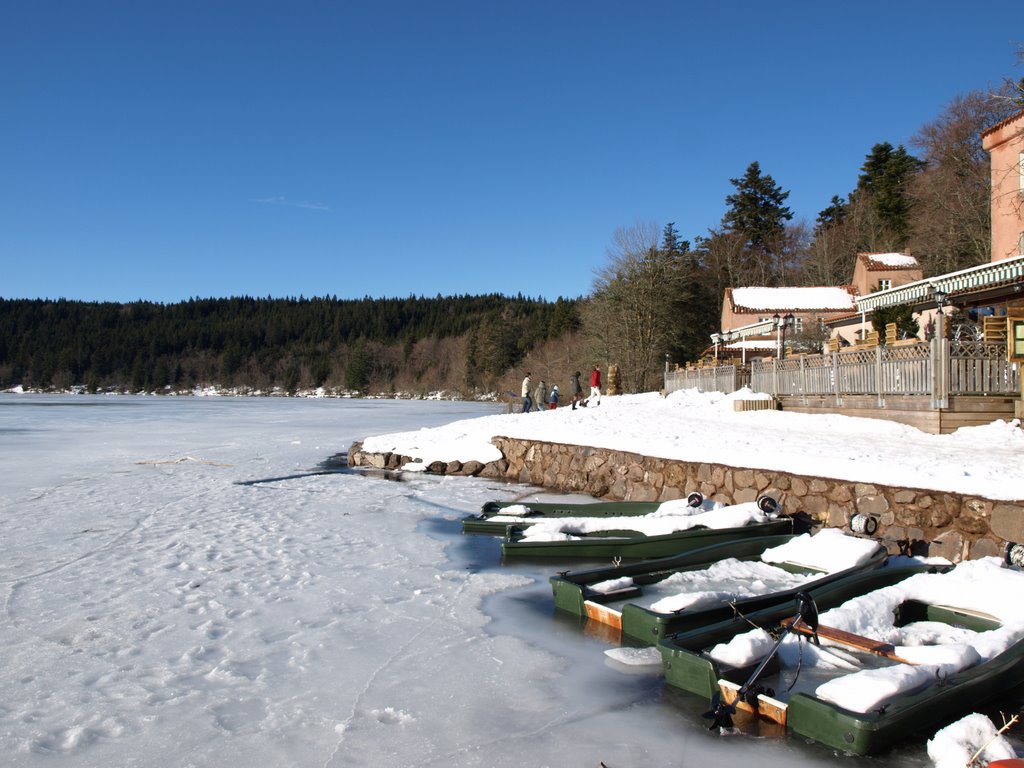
[463,499,662,535]
[655,567,1024,756]
[658,564,941,699]
[549,534,797,623]
[501,518,794,559]
[784,636,1024,754]
[778,603,1017,755]
[620,545,888,643]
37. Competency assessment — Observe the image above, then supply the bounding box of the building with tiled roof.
[851,252,923,294]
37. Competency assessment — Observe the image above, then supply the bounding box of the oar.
[704,591,819,729]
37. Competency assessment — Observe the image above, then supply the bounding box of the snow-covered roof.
[858,252,919,269]
[729,286,856,312]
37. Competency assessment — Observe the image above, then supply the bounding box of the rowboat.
[500,496,794,560]
[462,493,705,535]
[550,528,888,642]
[658,558,1024,755]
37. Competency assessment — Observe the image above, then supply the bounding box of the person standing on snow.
[570,371,585,410]
[589,365,601,406]
[533,379,548,413]
[548,385,560,409]
[521,372,533,413]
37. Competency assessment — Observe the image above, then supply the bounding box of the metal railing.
[665,340,1019,408]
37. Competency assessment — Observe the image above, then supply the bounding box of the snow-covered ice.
[1,393,1021,767]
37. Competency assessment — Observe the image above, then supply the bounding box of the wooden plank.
[718,679,788,726]
[584,600,623,630]
[782,618,918,664]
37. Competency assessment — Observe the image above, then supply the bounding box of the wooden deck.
[778,394,1017,434]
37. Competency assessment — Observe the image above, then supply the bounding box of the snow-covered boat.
[658,558,1024,755]
[462,493,704,535]
[500,496,794,559]
[550,528,888,642]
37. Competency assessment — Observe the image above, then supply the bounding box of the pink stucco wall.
[982,110,1024,262]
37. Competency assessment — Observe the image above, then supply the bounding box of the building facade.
[981,108,1024,263]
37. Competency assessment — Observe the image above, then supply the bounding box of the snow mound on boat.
[927,712,1017,768]
[709,558,1024,713]
[760,527,882,573]
[517,501,772,542]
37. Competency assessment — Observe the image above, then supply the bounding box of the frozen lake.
[0,394,1012,767]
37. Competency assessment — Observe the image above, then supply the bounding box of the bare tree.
[582,222,693,393]
[908,87,1021,275]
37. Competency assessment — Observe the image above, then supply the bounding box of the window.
[1020,152,1024,196]
[1019,231,1024,256]
[878,278,892,291]
[793,316,804,333]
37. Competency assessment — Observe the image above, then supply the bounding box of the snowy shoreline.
[361,388,1024,501]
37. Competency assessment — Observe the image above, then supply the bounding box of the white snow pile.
[517,501,771,543]
[708,558,1024,714]
[482,494,719,525]
[359,390,1024,501]
[927,712,1018,768]
[643,559,809,614]
[760,527,882,573]
[865,252,920,268]
[591,529,883,613]
[731,286,857,311]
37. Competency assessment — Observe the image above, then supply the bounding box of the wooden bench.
[782,617,917,664]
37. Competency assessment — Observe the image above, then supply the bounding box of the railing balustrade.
[664,340,1019,407]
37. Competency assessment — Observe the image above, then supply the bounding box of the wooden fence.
[664,340,1019,408]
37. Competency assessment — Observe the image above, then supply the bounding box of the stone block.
[828,484,852,503]
[734,469,754,489]
[733,487,757,503]
[826,506,848,528]
[855,494,889,516]
[802,495,828,516]
[968,537,1002,559]
[990,503,1024,542]
[929,507,954,529]
[930,530,965,563]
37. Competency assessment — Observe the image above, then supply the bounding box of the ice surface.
[0,394,985,767]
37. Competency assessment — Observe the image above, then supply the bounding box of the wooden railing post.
[832,350,841,406]
[875,345,884,408]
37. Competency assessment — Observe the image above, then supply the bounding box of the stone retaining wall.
[348,437,1024,562]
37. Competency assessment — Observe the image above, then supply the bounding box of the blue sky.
[2,1,1021,304]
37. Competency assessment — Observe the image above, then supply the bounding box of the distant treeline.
[0,295,581,396]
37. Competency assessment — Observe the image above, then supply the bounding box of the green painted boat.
[658,561,1024,755]
[462,494,702,535]
[500,516,794,559]
[549,532,888,643]
[657,565,940,701]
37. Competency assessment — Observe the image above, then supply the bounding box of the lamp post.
[933,287,948,340]
[711,333,721,362]
[773,313,795,360]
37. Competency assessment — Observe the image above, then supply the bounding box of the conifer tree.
[721,161,793,285]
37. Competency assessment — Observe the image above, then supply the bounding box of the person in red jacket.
[589,366,601,406]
